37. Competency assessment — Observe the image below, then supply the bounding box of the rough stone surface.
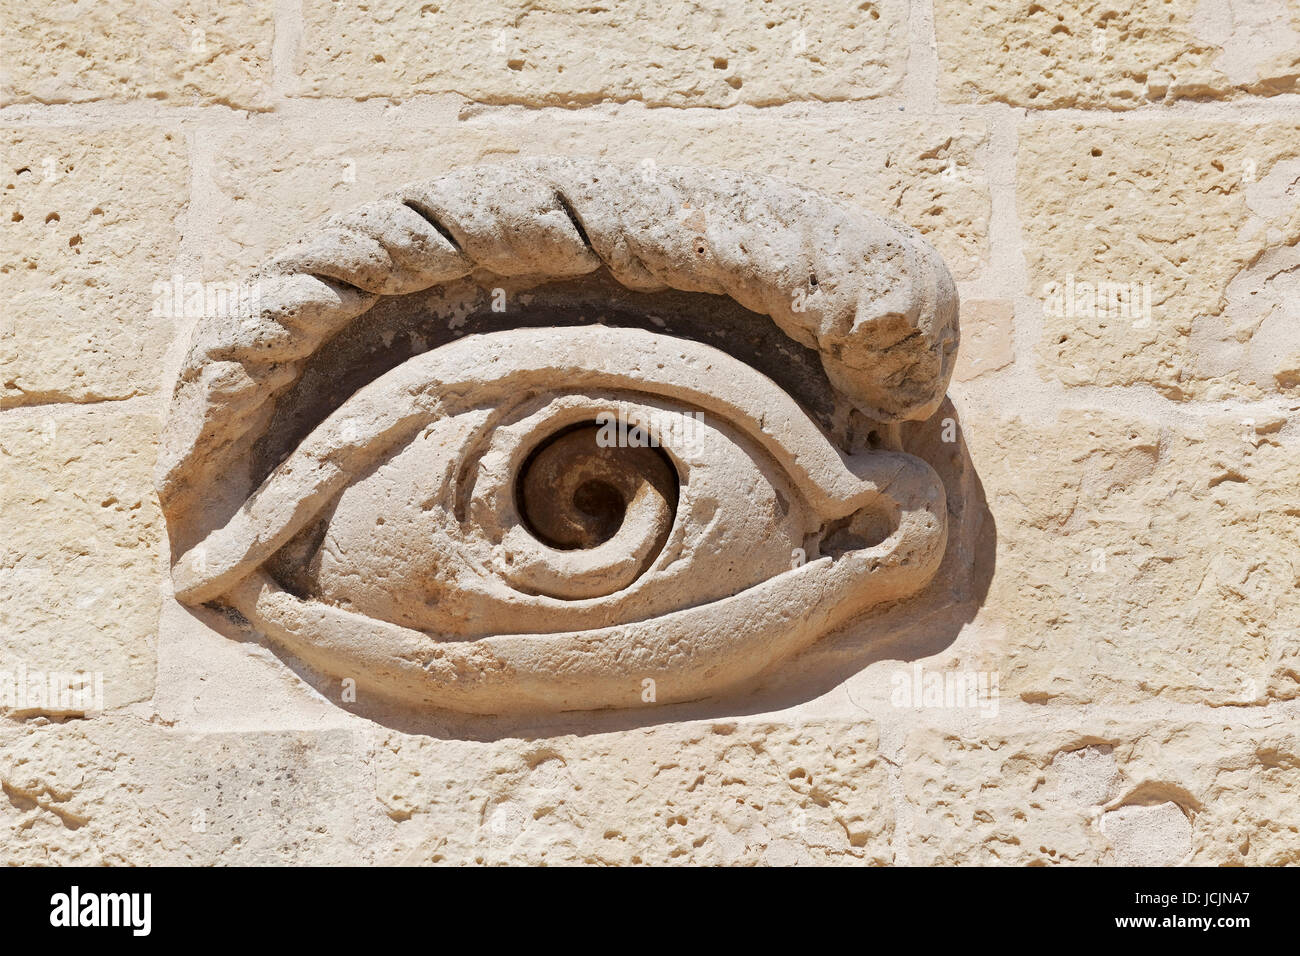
[904,715,1299,866]
[1,125,189,407]
[1019,119,1300,400]
[374,722,895,865]
[0,719,385,865]
[962,408,1300,707]
[6,712,1295,865]
[0,0,274,108]
[2,0,1298,868]
[200,111,990,281]
[0,408,163,712]
[299,0,908,107]
[937,0,1300,109]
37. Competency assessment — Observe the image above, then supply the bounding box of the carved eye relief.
[157,159,959,715]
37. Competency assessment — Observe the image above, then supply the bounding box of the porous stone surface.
[299,0,908,107]
[0,719,384,865]
[903,715,1299,866]
[2,0,1297,867]
[1,125,188,408]
[374,722,896,865]
[937,0,1300,109]
[0,0,274,108]
[963,409,1300,707]
[1020,119,1300,400]
[0,407,163,713]
[199,111,990,281]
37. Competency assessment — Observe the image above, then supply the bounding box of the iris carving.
[158,160,959,714]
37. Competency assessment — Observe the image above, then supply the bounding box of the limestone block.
[0,0,274,108]
[1018,119,1300,399]
[1101,802,1192,866]
[0,720,386,864]
[0,408,163,713]
[951,299,1014,382]
[1,125,188,407]
[904,727,1114,864]
[202,110,989,281]
[374,721,894,865]
[298,0,907,107]
[937,0,1300,109]
[904,716,1300,866]
[961,408,1299,707]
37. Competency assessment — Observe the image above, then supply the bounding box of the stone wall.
[2,0,1298,865]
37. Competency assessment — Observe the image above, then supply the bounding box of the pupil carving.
[517,423,678,552]
[571,479,626,544]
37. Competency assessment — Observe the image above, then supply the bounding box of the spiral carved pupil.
[518,423,678,551]
[569,479,626,544]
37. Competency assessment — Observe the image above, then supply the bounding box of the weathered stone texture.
[0,409,164,712]
[904,717,1300,866]
[299,0,907,106]
[1019,120,1300,400]
[1,125,188,407]
[0,720,385,864]
[6,713,1294,866]
[201,112,989,281]
[963,408,1299,707]
[937,0,1300,109]
[374,722,895,865]
[0,719,896,866]
[0,0,274,108]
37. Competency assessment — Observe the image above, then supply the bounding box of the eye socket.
[159,160,959,715]
[168,323,948,714]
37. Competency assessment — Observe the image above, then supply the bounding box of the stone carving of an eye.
[158,159,959,715]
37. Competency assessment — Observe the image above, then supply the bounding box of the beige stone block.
[904,726,1114,864]
[0,0,274,108]
[375,721,895,864]
[904,716,1300,865]
[960,407,1299,706]
[299,0,907,107]
[0,407,163,712]
[0,720,387,864]
[1018,119,1300,399]
[952,299,1014,382]
[1100,802,1192,866]
[202,109,989,280]
[937,0,1300,109]
[1,125,188,407]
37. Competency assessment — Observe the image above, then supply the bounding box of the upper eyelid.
[172,325,891,605]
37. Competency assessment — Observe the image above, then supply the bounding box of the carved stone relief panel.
[157,159,960,715]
